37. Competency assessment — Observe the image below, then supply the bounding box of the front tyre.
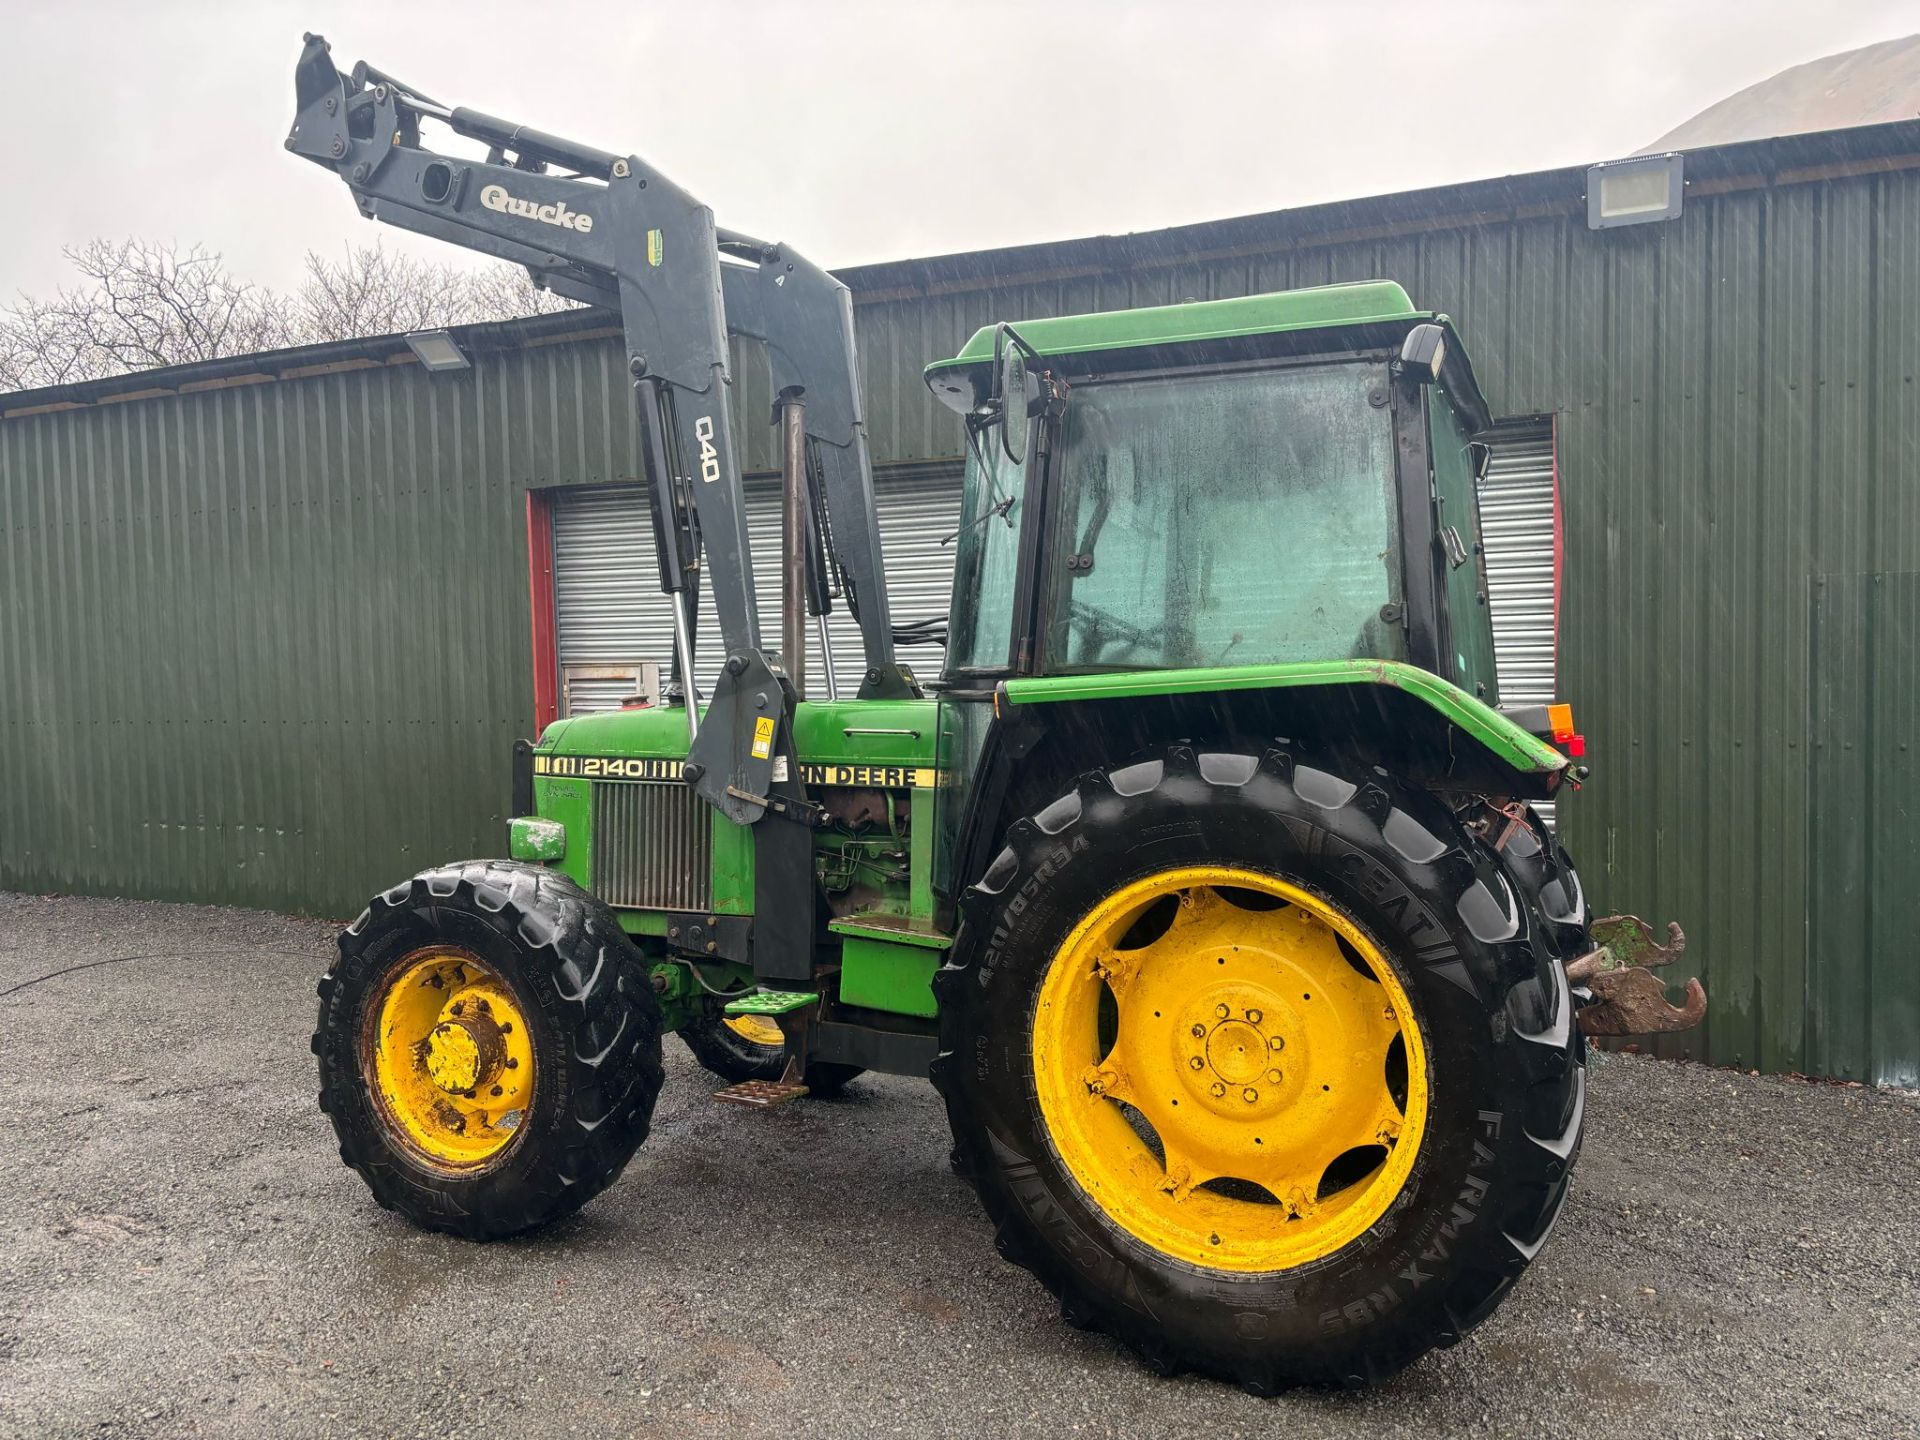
[315,861,665,1240]
[934,748,1583,1390]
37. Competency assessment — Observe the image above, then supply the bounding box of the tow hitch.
[1569,915,1708,1036]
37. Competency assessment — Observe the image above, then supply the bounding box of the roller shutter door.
[555,435,1560,714]
[820,468,961,696]
[1477,420,1561,822]
[1478,424,1558,707]
[550,486,680,714]
[550,466,963,711]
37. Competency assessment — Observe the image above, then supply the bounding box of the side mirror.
[999,341,1030,464]
[1469,440,1492,486]
[989,322,1044,465]
[1398,322,1447,384]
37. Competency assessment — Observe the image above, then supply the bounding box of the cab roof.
[925,280,1424,377]
[923,279,1491,431]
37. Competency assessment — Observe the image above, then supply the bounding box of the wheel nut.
[1243,1088,1258,1103]
[1189,1056,1205,1070]
[1215,1003,1230,1019]
[1190,1024,1206,1038]
[1210,1082,1226,1098]
[1268,1069,1283,1083]
[1246,1008,1262,1024]
[1268,1035,1285,1051]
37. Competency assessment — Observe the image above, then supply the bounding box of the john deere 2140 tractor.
[291,37,1703,1389]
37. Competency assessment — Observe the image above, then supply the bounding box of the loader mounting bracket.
[1569,915,1708,1036]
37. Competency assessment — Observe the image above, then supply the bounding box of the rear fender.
[999,661,1565,798]
[947,662,1566,905]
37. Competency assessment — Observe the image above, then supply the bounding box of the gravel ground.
[1,891,1916,1440]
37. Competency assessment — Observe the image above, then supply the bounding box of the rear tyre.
[933,747,1584,1389]
[1491,806,1591,961]
[678,1010,865,1095]
[1491,806,1600,1029]
[315,861,665,1240]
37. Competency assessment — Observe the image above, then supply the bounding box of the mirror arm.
[999,322,1044,366]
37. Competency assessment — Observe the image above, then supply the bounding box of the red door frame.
[526,488,559,734]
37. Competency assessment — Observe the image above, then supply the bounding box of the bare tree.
[0,239,580,393]
[295,243,577,342]
[0,304,91,390]
[297,243,457,341]
[0,240,294,390]
[459,262,579,324]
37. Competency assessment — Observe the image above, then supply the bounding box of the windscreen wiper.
[942,492,1015,547]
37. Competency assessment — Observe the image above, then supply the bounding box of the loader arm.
[721,257,908,696]
[288,39,756,655]
[286,37,912,707]
[288,33,918,976]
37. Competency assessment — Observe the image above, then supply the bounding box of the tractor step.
[713,1078,811,1109]
[723,989,818,1017]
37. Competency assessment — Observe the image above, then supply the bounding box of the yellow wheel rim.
[725,1014,785,1049]
[362,948,536,1169]
[1032,866,1428,1273]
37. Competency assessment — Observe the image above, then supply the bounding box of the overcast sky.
[0,1,1913,298]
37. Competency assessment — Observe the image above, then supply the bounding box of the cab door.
[1428,382,1499,703]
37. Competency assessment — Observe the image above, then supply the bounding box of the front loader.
[292,36,1703,1390]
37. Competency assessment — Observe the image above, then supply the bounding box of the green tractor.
[293,38,1701,1389]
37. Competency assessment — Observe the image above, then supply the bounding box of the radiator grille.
[591,781,712,911]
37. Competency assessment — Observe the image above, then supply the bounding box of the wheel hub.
[1173,991,1295,1116]
[1205,1015,1270,1085]
[424,1005,506,1094]
[362,949,535,1169]
[1033,866,1428,1274]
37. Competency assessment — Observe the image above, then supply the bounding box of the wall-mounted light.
[1587,153,1685,230]
[404,329,471,372]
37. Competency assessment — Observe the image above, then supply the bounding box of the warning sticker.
[751,715,776,760]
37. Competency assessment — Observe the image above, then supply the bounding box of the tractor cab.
[925,281,1498,698]
[921,282,1534,906]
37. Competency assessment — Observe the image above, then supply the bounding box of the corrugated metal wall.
[3,141,1916,1081]
[0,342,640,916]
